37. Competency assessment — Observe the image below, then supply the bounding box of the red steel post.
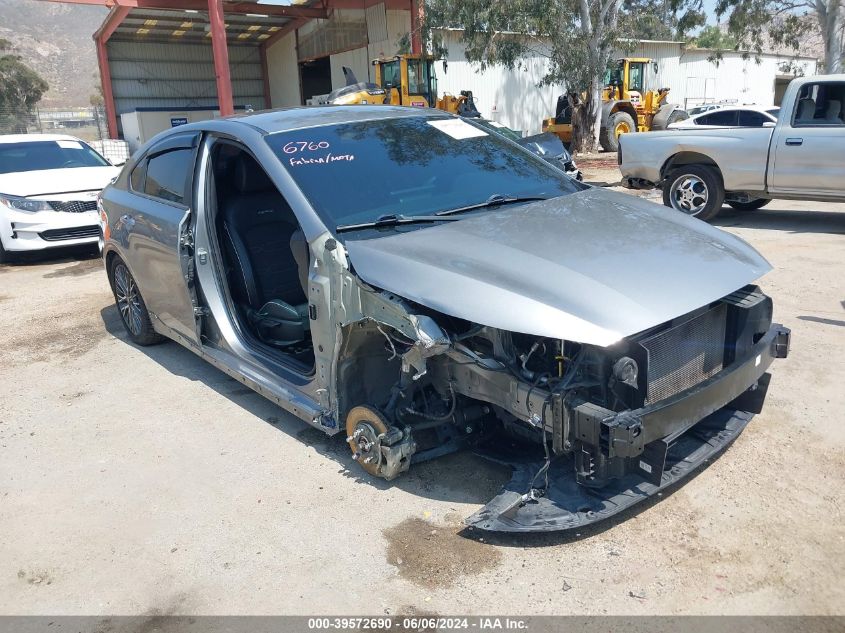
[208,0,234,116]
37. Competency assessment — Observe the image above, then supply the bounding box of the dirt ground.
[1,163,844,616]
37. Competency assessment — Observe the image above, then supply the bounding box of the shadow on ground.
[714,206,845,234]
[0,244,100,270]
[99,304,512,511]
[98,300,733,546]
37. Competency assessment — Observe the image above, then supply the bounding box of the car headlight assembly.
[0,196,53,212]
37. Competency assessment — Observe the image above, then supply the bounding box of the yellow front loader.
[326,54,481,117]
[542,57,688,151]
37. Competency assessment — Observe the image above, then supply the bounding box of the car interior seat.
[795,97,816,123]
[289,228,310,298]
[823,100,842,123]
[220,153,310,348]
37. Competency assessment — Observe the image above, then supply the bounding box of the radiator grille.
[39,226,99,241]
[640,304,728,403]
[49,200,97,214]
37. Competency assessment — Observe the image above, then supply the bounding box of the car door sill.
[153,319,326,431]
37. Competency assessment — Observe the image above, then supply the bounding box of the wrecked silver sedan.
[98,106,790,533]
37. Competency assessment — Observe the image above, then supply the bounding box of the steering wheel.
[60,160,86,168]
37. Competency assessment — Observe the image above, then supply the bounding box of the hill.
[0,0,107,108]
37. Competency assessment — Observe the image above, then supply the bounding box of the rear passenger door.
[122,132,202,345]
[769,80,845,197]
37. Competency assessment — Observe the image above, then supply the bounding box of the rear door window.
[698,110,739,126]
[130,160,146,191]
[738,110,768,126]
[144,149,193,204]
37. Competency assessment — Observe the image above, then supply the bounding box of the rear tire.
[600,112,636,152]
[728,198,771,211]
[0,239,10,264]
[108,256,164,346]
[662,164,725,221]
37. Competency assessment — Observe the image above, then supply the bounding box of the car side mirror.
[763,121,776,128]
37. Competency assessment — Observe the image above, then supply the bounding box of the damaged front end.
[329,252,790,532]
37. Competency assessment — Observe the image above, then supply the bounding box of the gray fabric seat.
[823,100,842,123]
[795,98,816,123]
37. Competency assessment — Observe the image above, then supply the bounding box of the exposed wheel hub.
[345,405,415,481]
[348,421,383,471]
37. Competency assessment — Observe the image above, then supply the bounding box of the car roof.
[689,105,777,118]
[0,133,88,145]
[213,105,450,135]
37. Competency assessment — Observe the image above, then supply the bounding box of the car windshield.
[603,62,624,87]
[267,115,582,232]
[0,139,110,174]
[474,119,522,141]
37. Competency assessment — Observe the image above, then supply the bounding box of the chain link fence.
[0,105,130,164]
[0,105,109,142]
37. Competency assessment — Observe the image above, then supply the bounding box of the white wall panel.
[330,46,370,90]
[266,31,301,107]
[367,9,411,65]
[434,31,562,135]
[386,10,411,45]
[366,3,388,43]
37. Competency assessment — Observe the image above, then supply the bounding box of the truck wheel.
[728,198,771,211]
[663,165,725,221]
[108,256,164,346]
[600,112,635,152]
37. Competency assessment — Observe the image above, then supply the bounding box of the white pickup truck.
[619,74,845,220]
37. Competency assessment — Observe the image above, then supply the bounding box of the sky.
[702,0,722,25]
[258,0,725,26]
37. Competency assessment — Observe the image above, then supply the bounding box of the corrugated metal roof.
[110,7,293,46]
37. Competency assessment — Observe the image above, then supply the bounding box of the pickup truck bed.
[619,74,845,220]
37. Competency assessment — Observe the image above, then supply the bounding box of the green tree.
[419,0,704,151]
[716,0,843,73]
[622,0,707,40]
[693,24,739,49]
[0,38,49,133]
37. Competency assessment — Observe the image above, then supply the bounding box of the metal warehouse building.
[435,34,818,135]
[46,0,420,148]
[45,0,820,143]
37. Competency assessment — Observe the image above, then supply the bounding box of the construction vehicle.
[542,57,688,152]
[326,54,481,117]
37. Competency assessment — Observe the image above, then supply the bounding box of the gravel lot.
[1,166,844,616]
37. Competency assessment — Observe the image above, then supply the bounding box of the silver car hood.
[344,188,771,347]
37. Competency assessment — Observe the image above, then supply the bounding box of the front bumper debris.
[465,324,790,533]
[467,407,753,533]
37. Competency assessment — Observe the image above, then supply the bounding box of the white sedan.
[0,134,120,262]
[668,105,780,130]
